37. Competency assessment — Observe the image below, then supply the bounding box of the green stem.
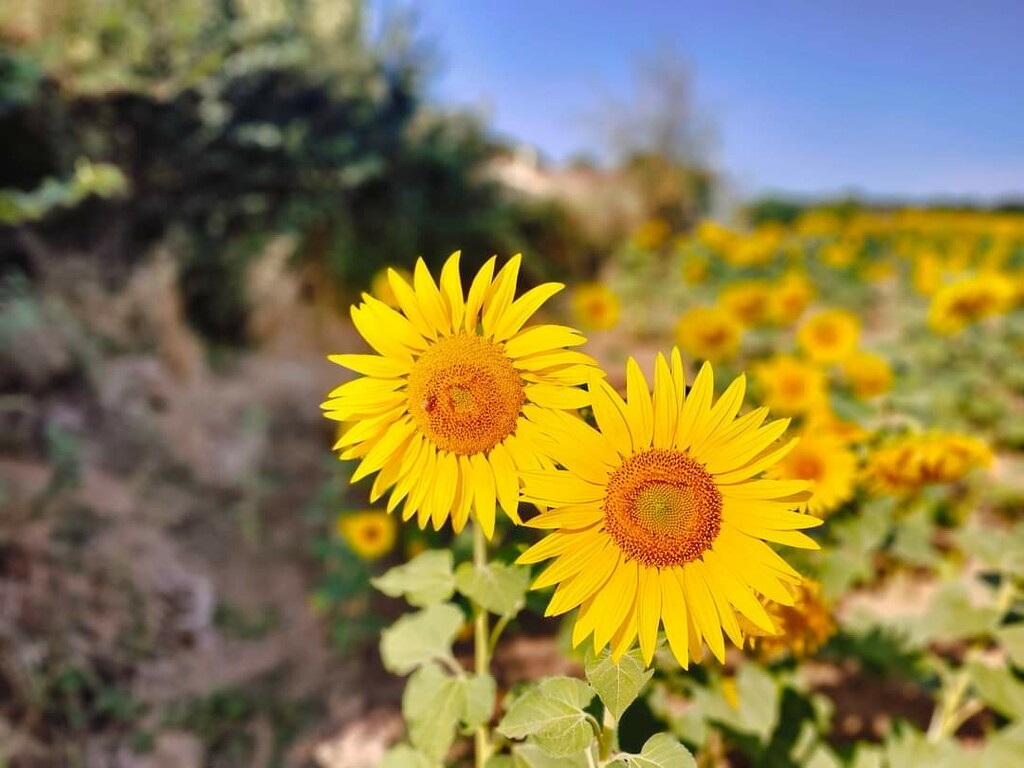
[927,668,970,743]
[473,521,491,768]
[598,707,618,761]
[488,614,512,655]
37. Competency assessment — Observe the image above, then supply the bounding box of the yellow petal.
[493,282,564,342]
[505,324,587,359]
[589,375,633,455]
[675,361,713,450]
[659,568,690,669]
[637,567,662,665]
[463,256,496,332]
[625,357,654,450]
[682,563,725,663]
[652,353,677,449]
[524,504,604,530]
[350,305,412,362]
[525,383,590,410]
[481,255,522,338]
[439,252,465,331]
[388,267,436,339]
[545,537,616,615]
[593,558,638,651]
[328,354,410,378]
[489,442,522,525]
[413,257,450,334]
[470,452,497,539]
[521,470,604,505]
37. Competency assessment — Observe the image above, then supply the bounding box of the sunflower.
[842,352,893,400]
[744,580,834,660]
[517,352,822,668]
[336,510,398,560]
[571,282,621,331]
[753,355,828,415]
[674,306,743,362]
[767,431,857,516]
[804,407,868,446]
[865,432,992,494]
[797,309,860,364]
[927,273,1015,335]
[720,280,773,327]
[322,252,599,538]
[769,272,814,325]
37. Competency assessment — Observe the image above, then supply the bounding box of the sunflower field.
[326,210,1024,768]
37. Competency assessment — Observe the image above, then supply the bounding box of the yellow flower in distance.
[571,282,621,331]
[798,309,861,364]
[322,253,599,538]
[865,432,992,494]
[753,355,828,415]
[805,407,867,446]
[927,272,1015,335]
[518,353,821,668]
[745,580,834,660]
[674,306,743,362]
[770,272,814,325]
[767,431,857,516]
[842,352,893,400]
[337,510,398,560]
[720,280,773,327]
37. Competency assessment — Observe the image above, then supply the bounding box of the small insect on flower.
[518,351,822,669]
[322,252,601,538]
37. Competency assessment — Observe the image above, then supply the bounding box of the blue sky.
[406,1,1024,200]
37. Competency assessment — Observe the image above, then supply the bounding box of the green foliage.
[454,561,531,617]
[608,733,697,768]
[379,603,464,675]
[403,663,496,762]
[0,159,127,225]
[373,550,457,607]
[498,677,598,758]
[585,648,654,721]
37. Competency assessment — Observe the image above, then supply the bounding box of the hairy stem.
[473,521,491,767]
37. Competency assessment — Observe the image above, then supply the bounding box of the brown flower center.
[603,449,722,567]
[407,333,524,455]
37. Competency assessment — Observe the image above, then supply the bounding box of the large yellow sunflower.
[322,253,598,538]
[517,351,821,668]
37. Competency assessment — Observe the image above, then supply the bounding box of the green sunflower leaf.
[497,677,597,757]
[584,647,654,721]
[512,743,589,768]
[968,661,1024,719]
[379,743,434,768]
[372,550,456,607]
[462,673,498,731]
[996,624,1024,668]
[403,662,464,762]
[611,733,696,768]
[455,561,531,617]
[380,603,464,674]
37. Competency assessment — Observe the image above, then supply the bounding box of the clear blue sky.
[405,1,1024,200]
